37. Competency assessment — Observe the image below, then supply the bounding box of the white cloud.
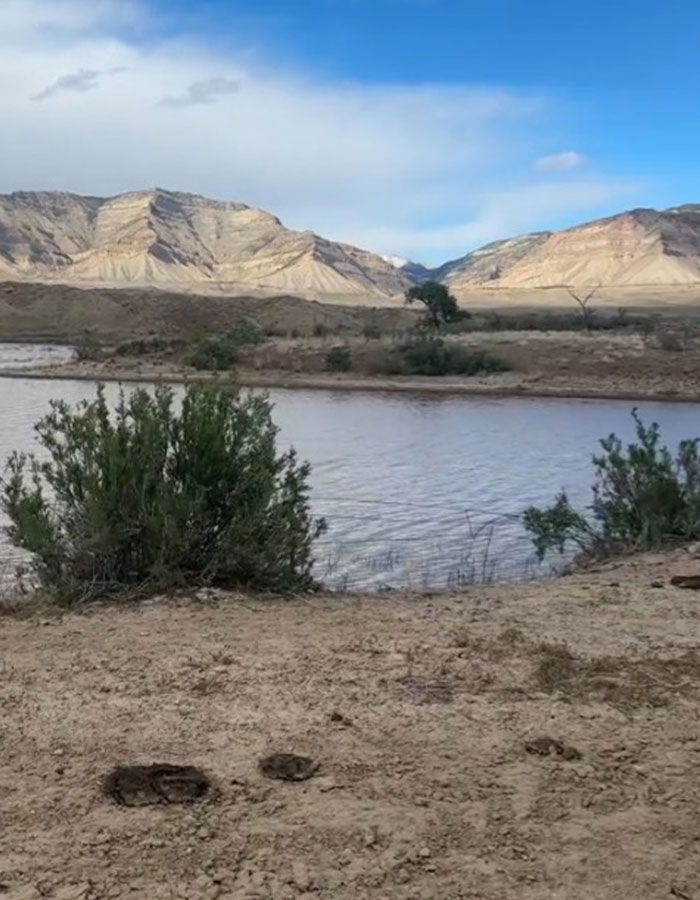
[535,150,588,172]
[343,179,637,260]
[0,0,631,264]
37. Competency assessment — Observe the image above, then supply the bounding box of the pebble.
[418,847,431,859]
[292,862,311,891]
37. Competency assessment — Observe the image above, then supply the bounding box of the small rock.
[292,862,311,891]
[363,825,379,847]
[394,868,411,885]
[418,847,431,859]
[650,580,665,589]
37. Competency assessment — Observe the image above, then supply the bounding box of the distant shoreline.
[2,363,699,404]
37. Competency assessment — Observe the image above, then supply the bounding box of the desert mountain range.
[0,189,411,300]
[1,189,700,303]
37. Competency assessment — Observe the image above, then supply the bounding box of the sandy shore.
[2,548,700,899]
[5,361,700,403]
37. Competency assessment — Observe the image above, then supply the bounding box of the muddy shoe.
[670,575,700,590]
[103,764,210,806]
[525,737,582,761]
[258,753,318,782]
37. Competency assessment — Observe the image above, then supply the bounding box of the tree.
[405,282,461,327]
[564,285,600,330]
[2,384,326,603]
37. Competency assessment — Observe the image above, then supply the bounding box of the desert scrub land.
[2,548,700,900]
[19,325,700,402]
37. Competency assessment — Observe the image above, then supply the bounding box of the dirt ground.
[2,549,700,899]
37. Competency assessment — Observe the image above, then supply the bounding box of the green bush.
[326,345,352,372]
[362,323,382,340]
[524,410,700,561]
[397,336,508,376]
[186,321,264,371]
[188,336,238,371]
[229,318,264,347]
[74,330,102,361]
[2,385,326,604]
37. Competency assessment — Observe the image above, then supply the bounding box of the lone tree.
[405,282,461,327]
[564,285,600,330]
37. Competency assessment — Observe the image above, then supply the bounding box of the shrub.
[326,345,352,372]
[188,336,238,371]
[186,322,265,371]
[524,410,700,561]
[313,323,329,338]
[74,330,102,361]
[116,336,185,356]
[2,385,326,604]
[397,336,508,376]
[362,323,382,340]
[229,318,264,347]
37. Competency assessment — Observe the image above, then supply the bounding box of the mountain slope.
[439,205,700,291]
[0,189,412,298]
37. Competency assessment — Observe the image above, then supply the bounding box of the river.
[1,344,699,589]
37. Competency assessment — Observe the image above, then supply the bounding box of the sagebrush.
[2,384,325,603]
[326,345,352,372]
[524,410,700,560]
[391,336,508,376]
[187,320,264,371]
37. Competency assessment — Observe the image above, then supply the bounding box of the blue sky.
[1,0,699,263]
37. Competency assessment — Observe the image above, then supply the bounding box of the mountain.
[381,254,432,283]
[439,205,700,292]
[0,189,413,300]
[4,191,700,304]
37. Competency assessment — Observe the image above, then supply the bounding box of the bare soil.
[2,549,700,899]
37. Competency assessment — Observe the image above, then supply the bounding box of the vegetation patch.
[524,410,700,560]
[186,319,264,371]
[380,336,508,377]
[2,384,325,604]
[326,344,352,372]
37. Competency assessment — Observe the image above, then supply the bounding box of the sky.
[1,0,699,265]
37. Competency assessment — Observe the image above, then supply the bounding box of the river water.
[1,345,699,590]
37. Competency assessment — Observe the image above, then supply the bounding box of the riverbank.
[6,325,700,401]
[8,350,700,403]
[2,547,700,899]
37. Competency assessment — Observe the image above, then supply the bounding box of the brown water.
[1,348,700,589]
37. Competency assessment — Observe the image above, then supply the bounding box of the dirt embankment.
[15,328,700,402]
[0,282,418,344]
[2,549,700,899]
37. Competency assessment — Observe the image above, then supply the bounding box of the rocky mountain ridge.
[2,190,700,302]
[439,205,700,292]
[0,189,411,300]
